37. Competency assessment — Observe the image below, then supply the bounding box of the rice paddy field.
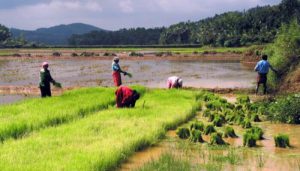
[0,86,299,171]
[0,87,201,170]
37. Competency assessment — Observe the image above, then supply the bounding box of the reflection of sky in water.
[0,59,256,88]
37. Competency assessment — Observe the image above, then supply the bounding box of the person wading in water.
[112,57,128,87]
[39,62,58,98]
[254,55,277,94]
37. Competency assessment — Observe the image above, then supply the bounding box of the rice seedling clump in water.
[224,126,238,138]
[190,129,204,143]
[190,121,204,131]
[176,127,190,139]
[274,134,290,148]
[204,124,216,135]
[210,132,227,145]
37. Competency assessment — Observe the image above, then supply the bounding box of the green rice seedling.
[189,129,204,143]
[204,124,216,135]
[274,134,290,148]
[176,127,190,139]
[203,109,211,117]
[251,113,261,122]
[206,100,223,111]
[0,88,200,170]
[243,132,257,147]
[256,153,266,168]
[190,121,204,131]
[208,113,215,122]
[224,126,238,138]
[246,127,264,140]
[0,87,125,142]
[210,132,227,145]
[137,153,192,171]
[241,119,252,129]
[213,115,224,127]
[237,95,250,104]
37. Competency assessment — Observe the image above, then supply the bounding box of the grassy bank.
[0,87,117,142]
[0,89,201,170]
[0,46,247,55]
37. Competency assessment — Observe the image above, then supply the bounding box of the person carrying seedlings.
[254,55,277,94]
[167,76,183,89]
[112,56,131,87]
[115,85,140,108]
[39,62,60,98]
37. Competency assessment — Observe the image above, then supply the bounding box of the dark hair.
[262,55,268,60]
[132,90,140,101]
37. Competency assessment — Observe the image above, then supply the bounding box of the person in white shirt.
[167,76,183,89]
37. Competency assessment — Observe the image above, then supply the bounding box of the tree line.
[0,0,299,47]
[68,0,300,47]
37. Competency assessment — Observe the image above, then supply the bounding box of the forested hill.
[11,23,104,45]
[69,0,300,47]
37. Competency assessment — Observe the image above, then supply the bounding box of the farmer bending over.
[254,55,277,94]
[167,76,183,89]
[115,86,140,108]
[112,56,128,86]
[39,62,57,98]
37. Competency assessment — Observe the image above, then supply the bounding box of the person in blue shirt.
[254,55,277,94]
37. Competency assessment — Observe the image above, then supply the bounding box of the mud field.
[0,56,256,104]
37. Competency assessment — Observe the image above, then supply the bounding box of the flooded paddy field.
[120,115,300,171]
[0,57,256,88]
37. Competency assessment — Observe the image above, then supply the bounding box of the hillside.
[69,0,300,47]
[11,23,104,45]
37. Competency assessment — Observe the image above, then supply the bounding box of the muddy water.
[0,94,35,105]
[120,114,300,171]
[0,58,256,88]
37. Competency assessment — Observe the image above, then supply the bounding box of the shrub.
[243,132,257,147]
[176,127,190,139]
[204,124,216,135]
[190,129,204,143]
[265,19,300,90]
[224,126,238,138]
[274,134,290,148]
[190,121,204,131]
[210,132,227,145]
[267,94,300,124]
[208,113,215,122]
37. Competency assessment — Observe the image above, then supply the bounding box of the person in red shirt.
[115,86,140,108]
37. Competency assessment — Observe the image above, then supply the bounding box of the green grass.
[137,153,192,171]
[0,89,200,170]
[3,46,247,54]
[0,87,118,141]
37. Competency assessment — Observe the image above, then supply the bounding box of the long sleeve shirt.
[39,69,55,87]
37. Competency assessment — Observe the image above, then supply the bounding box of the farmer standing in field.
[167,76,183,89]
[39,62,58,98]
[115,85,140,108]
[112,56,129,87]
[254,55,277,94]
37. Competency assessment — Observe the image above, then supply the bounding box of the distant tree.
[0,24,10,42]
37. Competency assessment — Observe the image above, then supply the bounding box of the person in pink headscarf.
[39,62,57,97]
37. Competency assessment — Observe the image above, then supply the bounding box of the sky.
[0,0,282,30]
